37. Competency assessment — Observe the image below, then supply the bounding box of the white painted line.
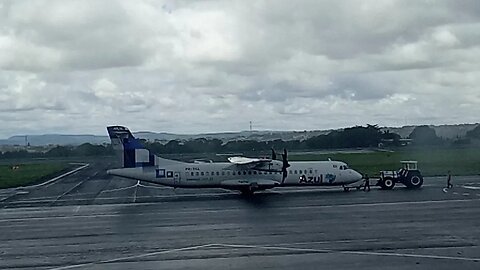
[342,249,480,262]
[100,185,137,193]
[453,192,458,195]
[53,181,84,201]
[34,163,90,188]
[47,243,216,270]
[0,164,89,203]
[462,193,470,196]
[2,198,479,223]
[133,185,138,203]
[462,186,480,190]
[442,188,448,193]
[215,243,480,262]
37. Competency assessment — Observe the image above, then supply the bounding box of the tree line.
[1,124,477,159]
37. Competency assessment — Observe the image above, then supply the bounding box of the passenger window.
[253,171,257,175]
[243,171,247,175]
[304,170,307,174]
[216,172,220,176]
[191,172,194,176]
[206,172,209,176]
[196,172,199,176]
[201,172,204,176]
[309,170,313,174]
[294,170,297,174]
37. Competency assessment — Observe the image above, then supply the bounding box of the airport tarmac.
[0,161,479,269]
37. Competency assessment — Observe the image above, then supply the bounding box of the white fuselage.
[108,160,363,189]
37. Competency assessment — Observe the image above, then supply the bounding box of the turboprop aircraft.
[106,126,363,194]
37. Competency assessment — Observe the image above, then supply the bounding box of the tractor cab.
[401,161,418,170]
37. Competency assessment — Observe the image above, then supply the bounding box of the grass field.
[0,163,71,189]
[290,147,480,177]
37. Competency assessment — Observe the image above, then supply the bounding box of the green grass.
[0,163,71,189]
[290,147,480,177]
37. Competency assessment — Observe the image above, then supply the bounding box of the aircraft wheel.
[343,186,350,192]
[380,177,395,190]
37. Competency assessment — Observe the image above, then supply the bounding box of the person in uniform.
[363,174,370,192]
[447,171,453,188]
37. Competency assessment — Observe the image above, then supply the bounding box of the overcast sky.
[1,0,479,138]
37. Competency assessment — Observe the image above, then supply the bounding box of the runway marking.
[133,182,138,203]
[100,184,137,193]
[214,243,480,262]
[51,182,84,204]
[47,243,216,270]
[463,186,480,190]
[50,172,99,205]
[442,188,448,193]
[0,164,88,205]
[42,164,90,188]
[2,198,479,223]
[462,193,470,196]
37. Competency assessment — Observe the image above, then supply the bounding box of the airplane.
[106,126,364,195]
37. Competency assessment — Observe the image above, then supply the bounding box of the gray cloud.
[0,0,479,137]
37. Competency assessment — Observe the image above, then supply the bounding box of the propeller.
[271,148,277,160]
[281,148,290,184]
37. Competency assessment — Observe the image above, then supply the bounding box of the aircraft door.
[174,172,181,185]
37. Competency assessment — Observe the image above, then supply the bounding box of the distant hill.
[1,124,478,146]
[0,134,110,146]
[384,123,479,139]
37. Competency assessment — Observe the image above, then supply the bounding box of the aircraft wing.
[226,156,281,171]
[221,179,280,188]
[227,157,271,165]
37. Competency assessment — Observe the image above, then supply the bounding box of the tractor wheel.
[404,171,423,189]
[380,177,395,190]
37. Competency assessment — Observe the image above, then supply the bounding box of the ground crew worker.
[447,171,453,188]
[363,174,370,192]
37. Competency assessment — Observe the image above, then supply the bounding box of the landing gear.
[343,185,350,192]
[240,187,255,196]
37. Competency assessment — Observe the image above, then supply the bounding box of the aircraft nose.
[351,170,363,181]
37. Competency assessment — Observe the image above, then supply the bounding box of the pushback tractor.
[377,161,424,190]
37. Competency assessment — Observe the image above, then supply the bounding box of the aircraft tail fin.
[107,126,185,168]
[107,126,154,168]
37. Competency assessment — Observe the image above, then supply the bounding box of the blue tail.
[107,126,154,168]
